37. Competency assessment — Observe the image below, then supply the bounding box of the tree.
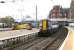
[1,16,15,27]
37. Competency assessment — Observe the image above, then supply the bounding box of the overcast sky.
[0,0,71,22]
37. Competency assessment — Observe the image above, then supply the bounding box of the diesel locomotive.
[38,19,60,37]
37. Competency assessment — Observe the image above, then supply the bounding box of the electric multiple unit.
[38,19,60,37]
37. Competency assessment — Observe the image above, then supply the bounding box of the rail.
[24,27,68,50]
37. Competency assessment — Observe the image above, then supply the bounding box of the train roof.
[48,18,73,22]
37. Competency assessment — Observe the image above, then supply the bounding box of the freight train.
[38,19,61,37]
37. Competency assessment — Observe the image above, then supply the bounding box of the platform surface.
[59,27,73,50]
[0,28,39,40]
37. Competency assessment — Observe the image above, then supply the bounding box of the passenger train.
[38,19,61,37]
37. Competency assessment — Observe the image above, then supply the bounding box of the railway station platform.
[0,28,40,49]
[0,28,39,40]
[59,27,73,50]
[0,28,13,31]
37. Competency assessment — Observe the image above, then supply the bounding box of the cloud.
[0,0,71,21]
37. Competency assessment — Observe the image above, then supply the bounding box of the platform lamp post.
[70,9,72,20]
[34,0,38,28]
[36,5,38,28]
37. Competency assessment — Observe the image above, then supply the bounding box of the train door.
[42,19,48,31]
[39,19,48,31]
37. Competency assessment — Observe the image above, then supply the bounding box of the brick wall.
[49,5,69,19]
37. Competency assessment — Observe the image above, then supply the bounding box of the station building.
[49,5,69,19]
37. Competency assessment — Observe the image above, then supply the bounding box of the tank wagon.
[38,19,60,37]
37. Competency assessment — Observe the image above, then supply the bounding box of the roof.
[48,18,73,21]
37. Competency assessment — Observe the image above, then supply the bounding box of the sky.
[0,0,71,22]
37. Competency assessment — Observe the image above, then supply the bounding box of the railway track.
[13,28,67,50]
[24,27,68,50]
[43,27,68,50]
[13,37,48,50]
[1,27,68,50]
[24,27,66,50]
